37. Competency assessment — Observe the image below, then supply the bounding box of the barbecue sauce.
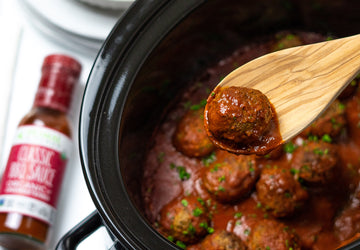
[0,54,81,249]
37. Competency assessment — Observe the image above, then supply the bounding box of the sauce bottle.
[0,54,81,249]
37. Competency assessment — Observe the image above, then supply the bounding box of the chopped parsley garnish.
[181,199,189,207]
[197,197,205,206]
[177,166,190,180]
[167,235,174,242]
[264,154,271,159]
[170,163,191,181]
[190,99,207,110]
[157,152,165,163]
[199,222,208,228]
[202,152,216,166]
[338,102,346,110]
[218,175,225,182]
[210,163,222,172]
[308,135,319,142]
[313,148,324,155]
[286,34,295,40]
[199,221,214,233]
[321,134,332,143]
[248,161,255,172]
[193,207,204,217]
[176,241,186,249]
[277,43,285,50]
[234,212,243,219]
[301,165,310,171]
[183,224,196,235]
[284,192,292,198]
[290,168,299,175]
[284,142,296,153]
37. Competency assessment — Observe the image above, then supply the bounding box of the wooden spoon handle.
[219,34,360,141]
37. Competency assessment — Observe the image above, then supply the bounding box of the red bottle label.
[0,125,72,225]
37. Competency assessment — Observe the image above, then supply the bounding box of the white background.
[0,0,131,249]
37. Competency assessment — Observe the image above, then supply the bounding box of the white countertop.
[0,0,129,249]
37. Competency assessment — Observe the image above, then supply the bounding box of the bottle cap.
[34,54,82,113]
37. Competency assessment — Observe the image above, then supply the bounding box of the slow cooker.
[56,0,360,249]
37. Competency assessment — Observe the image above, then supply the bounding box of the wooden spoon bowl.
[204,34,360,154]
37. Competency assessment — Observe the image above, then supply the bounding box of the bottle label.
[0,125,72,225]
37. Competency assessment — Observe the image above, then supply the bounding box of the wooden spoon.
[208,34,360,148]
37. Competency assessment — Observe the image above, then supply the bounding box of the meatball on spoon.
[204,34,360,155]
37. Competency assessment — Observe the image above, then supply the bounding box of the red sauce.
[142,31,360,249]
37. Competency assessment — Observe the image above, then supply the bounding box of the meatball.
[291,140,338,185]
[302,99,346,138]
[248,219,301,250]
[173,107,215,157]
[205,86,273,146]
[202,149,259,203]
[345,91,360,145]
[159,195,210,244]
[334,184,360,242]
[334,206,360,242]
[338,75,359,99]
[199,230,246,250]
[256,166,308,217]
[260,144,284,160]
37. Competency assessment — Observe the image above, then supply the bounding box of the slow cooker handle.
[56,210,123,250]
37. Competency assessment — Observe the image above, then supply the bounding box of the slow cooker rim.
[79,0,205,249]
[77,0,360,249]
